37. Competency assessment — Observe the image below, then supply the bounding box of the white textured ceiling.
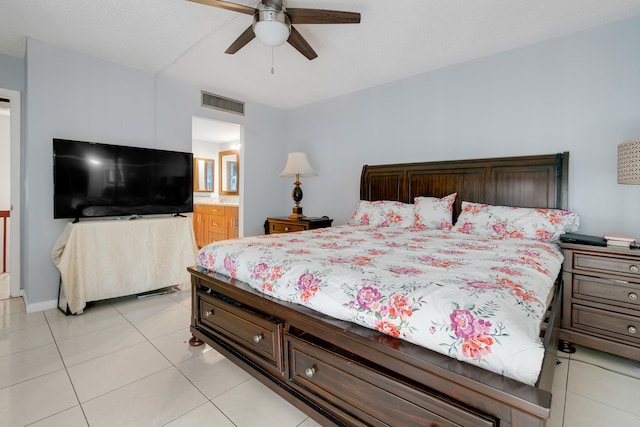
[1,0,640,110]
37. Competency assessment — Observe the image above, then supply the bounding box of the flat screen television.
[53,138,193,219]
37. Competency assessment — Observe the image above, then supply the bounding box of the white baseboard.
[24,294,58,313]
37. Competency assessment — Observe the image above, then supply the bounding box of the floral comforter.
[197,225,563,385]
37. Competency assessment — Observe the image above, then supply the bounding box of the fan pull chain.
[271,48,275,75]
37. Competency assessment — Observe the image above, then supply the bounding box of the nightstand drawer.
[574,253,640,278]
[270,222,306,233]
[574,274,640,308]
[573,304,640,343]
[265,217,333,235]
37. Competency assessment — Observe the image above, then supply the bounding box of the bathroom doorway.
[192,116,243,240]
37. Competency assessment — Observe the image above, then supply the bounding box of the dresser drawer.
[198,294,284,371]
[286,333,496,427]
[574,274,640,308]
[269,222,306,233]
[573,253,640,278]
[572,304,640,343]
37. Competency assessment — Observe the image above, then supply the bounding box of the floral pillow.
[413,193,456,230]
[451,201,579,242]
[348,200,415,227]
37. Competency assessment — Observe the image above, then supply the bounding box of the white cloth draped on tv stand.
[52,216,197,314]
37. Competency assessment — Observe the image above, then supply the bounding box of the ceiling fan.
[188,0,361,60]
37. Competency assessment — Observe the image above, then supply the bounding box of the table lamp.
[280,152,316,219]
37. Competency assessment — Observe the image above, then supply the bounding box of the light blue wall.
[286,16,640,236]
[0,53,25,91]
[22,39,285,310]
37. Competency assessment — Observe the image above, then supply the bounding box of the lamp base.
[288,206,304,219]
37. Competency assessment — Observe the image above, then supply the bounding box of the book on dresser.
[603,233,637,248]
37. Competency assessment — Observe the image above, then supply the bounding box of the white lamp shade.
[253,10,291,47]
[280,152,317,177]
[617,140,640,184]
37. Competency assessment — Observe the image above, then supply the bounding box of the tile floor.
[1,288,639,426]
[0,273,9,300]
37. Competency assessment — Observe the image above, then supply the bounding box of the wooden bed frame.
[188,152,569,427]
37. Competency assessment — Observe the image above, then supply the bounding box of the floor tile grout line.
[0,334,55,361]
[568,357,640,381]
[563,389,640,421]
[557,358,569,427]
[0,366,67,393]
[23,403,84,426]
[43,307,91,427]
[77,364,178,407]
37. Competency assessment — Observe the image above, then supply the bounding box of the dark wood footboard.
[189,266,559,427]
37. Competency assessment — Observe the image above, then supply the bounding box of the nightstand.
[558,243,640,361]
[264,216,333,234]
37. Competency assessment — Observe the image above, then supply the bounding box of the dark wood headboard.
[360,152,569,222]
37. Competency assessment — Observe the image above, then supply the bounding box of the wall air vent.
[201,91,245,116]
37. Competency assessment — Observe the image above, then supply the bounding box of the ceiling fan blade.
[287,9,361,25]
[225,25,256,54]
[262,0,283,10]
[287,26,317,60]
[188,0,256,16]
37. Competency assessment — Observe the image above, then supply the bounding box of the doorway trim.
[0,88,21,297]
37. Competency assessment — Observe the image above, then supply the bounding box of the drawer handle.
[204,310,213,318]
[253,334,262,343]
[629,326,637,334]
[629,292,638,301]
[305,367,316,378]
[284,227,290,231]
[631,265,640,273]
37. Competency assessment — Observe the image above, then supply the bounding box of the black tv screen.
[53,139,193,219]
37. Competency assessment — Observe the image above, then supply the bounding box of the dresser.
[264,216,333,234]
[559,243,640,360]
[193,204,238,247]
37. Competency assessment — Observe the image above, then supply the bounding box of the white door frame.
[0,88,21,297]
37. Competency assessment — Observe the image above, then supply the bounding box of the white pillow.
[452,201,579,242]
[413,193,456,230]
[348,200,416,227]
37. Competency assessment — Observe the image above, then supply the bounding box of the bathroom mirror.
[219,150,239,195]
[194,158,215,192]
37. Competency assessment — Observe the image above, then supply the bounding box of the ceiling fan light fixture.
[253,9,291,47]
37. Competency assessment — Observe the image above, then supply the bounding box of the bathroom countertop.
[194,197,239,207]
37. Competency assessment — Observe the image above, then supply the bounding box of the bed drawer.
[286,333,496,427]
[572,304,640,343]
[198,293,284,371]
[573,274,640,309]
[573,253,640,278]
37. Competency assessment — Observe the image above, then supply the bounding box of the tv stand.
[52,216,197,314]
